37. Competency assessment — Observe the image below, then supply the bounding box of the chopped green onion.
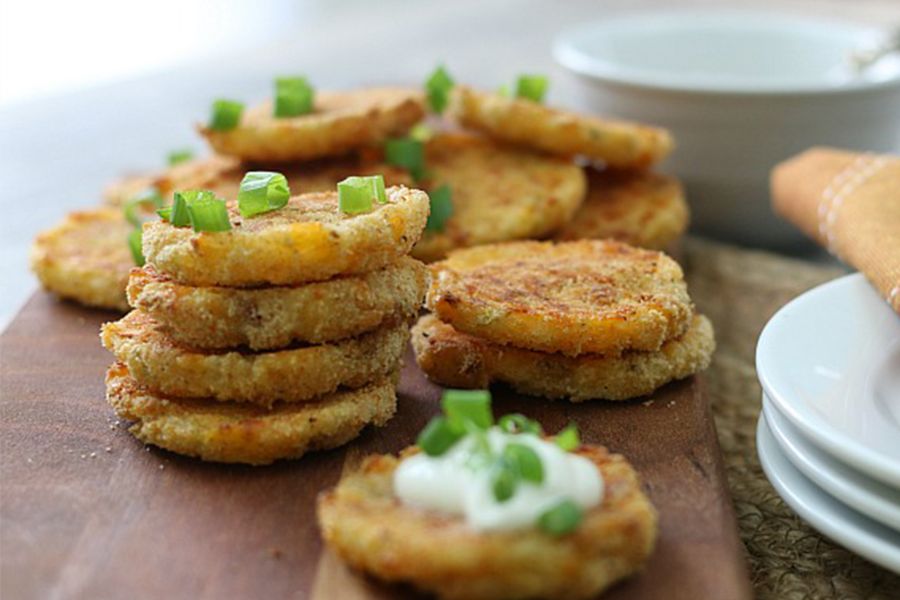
[337,175,386,214]
[504,443,543,483]
[555,423,580,452]
[425,185,453,231]
[237,171,291,217]
[274,76,314,117]
[186,196,232,232]
[167,149,194,166]
[418,416,465,457]
[128,228,145,266]
[208,99,244,131]
[124,187,164,227]
[442,389,493,431]
[514,75,549,103]
[491,461,519,502]
[169,192,192,227]
[538,499,583,535]
[385,138,426,181]
[410,122,434,142]
[497,84,510,98]
[498,414,543,435]
[425,65,454,113]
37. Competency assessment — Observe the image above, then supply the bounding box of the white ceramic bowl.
[554,11,900,249]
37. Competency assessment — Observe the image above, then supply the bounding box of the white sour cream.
[393,428,603,531]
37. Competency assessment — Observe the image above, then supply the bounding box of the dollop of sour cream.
[393,427,603,531]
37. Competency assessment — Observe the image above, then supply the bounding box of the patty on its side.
[317,444,657,600]
[106,362,397,465]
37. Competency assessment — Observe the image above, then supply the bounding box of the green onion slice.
[186,196,232,232]
[124,187,164,227]
[497,84,510,98]
[425,185,453,232]
[418,416,465,457]
[491,461,519,502]
[167,149,194,166]
[555,423,580,452]
[337,175,386,214]
[384,138,426,181]
[410,122,434,142]
[274,76,314,118]
[514,74,548,103]
[237,171,291,217]
[538,499,583,535]
[442,389,492,431]
[498,414,543,435]
[169,192,192,227]
[425,65,454,113]
[127,228,145,266]
[208,99,244,131]
[504,443,544,483]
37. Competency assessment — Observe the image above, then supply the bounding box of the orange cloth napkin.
[771,147,900,314]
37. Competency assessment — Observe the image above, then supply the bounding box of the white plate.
[763,395,900,531]
[757,415,900,573]
[756,273,900,488]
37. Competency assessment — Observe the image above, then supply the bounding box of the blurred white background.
[1,0,898,326]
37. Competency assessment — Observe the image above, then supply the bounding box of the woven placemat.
[681,237,900,600]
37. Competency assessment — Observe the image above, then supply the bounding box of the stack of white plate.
[755,273,900,573]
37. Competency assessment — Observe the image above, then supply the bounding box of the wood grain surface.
[0,293,751,600]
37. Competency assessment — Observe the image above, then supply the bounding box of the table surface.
[3,0,900,327]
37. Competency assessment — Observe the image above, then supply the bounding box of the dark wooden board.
[0,293,751,600]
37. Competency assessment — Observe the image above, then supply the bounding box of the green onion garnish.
[337,175,386,214]
[124,187,164,227]
[167,149,194,166]
[128,228,145,266]
[186,195,232,232]
[410,122,434,142]
[208,99,244,131]
[425,185,453,232]
[514,75,548,103]
[555,423,580,452]
[418,416,465,457]
[491,461,519,502]
[504,443,544,484]
[497,84,510,97]
[425,65,454,113]
[538,499,583,535]
[498,414,543,435]
[169,192,192,227]
[237,171,291,217]
[274,76,314,118]
[442,389,493,431]
[385,138,426,181]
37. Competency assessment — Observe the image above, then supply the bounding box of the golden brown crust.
[199,88,426,162]
[106,362,398,465]
[127,258,428,350]
[554,169,689,249]
[447,86,673,169]
[411,132,586,262]
[142,186,429,286]
[103,154,412,206]
[30,207,133,312]
[317,444,657,600]
[100,311,409,406]
[412,314,714,401]
[427,240,693,356]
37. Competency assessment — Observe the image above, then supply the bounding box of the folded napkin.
[771,147,900,313]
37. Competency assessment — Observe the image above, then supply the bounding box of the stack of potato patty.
[413,239,715,402]
[100,186,430,464]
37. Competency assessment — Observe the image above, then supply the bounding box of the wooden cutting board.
[0,293,751,600]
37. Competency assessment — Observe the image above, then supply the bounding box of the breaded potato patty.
[317,444,657,600]
[412,314,714,401]
[127,257,428,350]
[554,169,689,250]
[103,155,412,206]
[142,186,429,286]
[427,240,693,356]
[199,88,425,162]
[101,311,409,406]
[447,86,673,169]
[106,362,397,465]
[30,207,133,312]
[411,132,586,262]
